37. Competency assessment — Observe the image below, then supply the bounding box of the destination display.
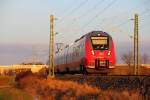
[91,37,108,40]
[91,37,108,45]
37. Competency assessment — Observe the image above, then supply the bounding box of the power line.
[105,0,150,38]
[81,0,116,31]
[140,8,150,18]
[102,18,132,39]
[98,0,150,32]
[138,9,150,29]
[128,0,150,13]
[67,0,89,15]
[75,0,105,20]
[102,0,149,28]
[56,0,90,33]
[140,21,150,29]
[61,0,76,14]
[59,0,89,24]
[98,0,149,31]
[101,0,150,37]
[107,19,131,30]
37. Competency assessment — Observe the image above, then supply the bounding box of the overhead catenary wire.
[56,0,90,34]
[57,0,149,43]
[61,0,76,14]
[99,14,129,29]
[99,0,150,30]
[58,0,89,24]
[81,0,116,31]
[75,0,105,20]
[100,0,150,37]
[140,20,150,29]
[55,0,90,42]
[95,0,150,32]
[127,0,150,13]
[107,19,131,30]
[140,8,150,19]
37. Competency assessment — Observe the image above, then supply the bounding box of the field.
[112,65,150,75]
[0,65,150,100]
[0,76,33,100]
[0,73,146,100]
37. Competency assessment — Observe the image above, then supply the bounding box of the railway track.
[56,74,150,99]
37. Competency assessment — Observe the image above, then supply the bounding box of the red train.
[54,31,115,74]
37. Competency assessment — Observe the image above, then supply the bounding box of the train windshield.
[91,36,109,50]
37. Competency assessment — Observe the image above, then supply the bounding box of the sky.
[0,0,150,65]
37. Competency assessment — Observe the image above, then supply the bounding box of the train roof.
[74,31,112,43]
[86,31,111,37]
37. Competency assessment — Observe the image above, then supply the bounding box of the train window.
[91,36,109,50]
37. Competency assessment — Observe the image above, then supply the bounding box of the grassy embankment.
[0,76,33,100]
[0,74,143,100]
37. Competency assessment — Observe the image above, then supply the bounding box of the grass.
[18,75,100,99]
[0,76,15,85]
[0,76,33,100]
[0,74,144,100]
[0,88,33,100]
[16,74,143,100]
[112,65,150,75]
[0,88,12,100]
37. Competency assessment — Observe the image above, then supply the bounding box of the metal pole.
[134,15,136,75]
[134,14,139,75]
[136,14,140,75]
[49,15,55,77]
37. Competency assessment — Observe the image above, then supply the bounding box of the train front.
[85,31,115,73]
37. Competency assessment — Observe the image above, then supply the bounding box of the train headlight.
[92,50,95,55]
[108,51,111,56]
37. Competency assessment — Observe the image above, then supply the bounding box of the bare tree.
[121,51,133,67]
[141,53,149,64]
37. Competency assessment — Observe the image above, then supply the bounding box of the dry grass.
[0,76,14,86]
[112,65,150,75]
[0,87,33,100]
[0,76,33,100]
[18,75,100,99]
[15,73,143,100]
[99,89,143,100]
[0,71,144,100]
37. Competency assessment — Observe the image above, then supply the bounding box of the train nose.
[95,59,109,69]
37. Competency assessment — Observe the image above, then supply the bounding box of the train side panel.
[66,36,86,72]
[108,40,115,68]
[55,36,86,72]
